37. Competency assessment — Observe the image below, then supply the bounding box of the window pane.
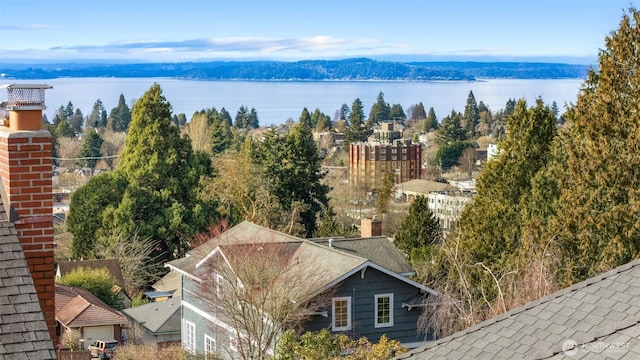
[335,300,348,327]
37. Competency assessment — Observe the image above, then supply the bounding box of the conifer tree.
[463,90,480,139]
[76,129,104,169]
[394,196,441,266]
[108,94,131,132]
[68,83,217,261]
[548,8,640,283]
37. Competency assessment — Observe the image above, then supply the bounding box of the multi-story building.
[427,190,475,235]
[348,122,422,190]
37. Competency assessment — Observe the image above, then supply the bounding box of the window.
[332,297,351,331]
[204,335,216,359]
[216,273,224,298]
[375,294,394,328]
[230,337,238,352]
[182,320,196,354]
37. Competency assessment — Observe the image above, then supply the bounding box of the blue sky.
[0,0,635,64]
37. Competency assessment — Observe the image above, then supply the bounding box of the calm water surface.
[6,78,584,126]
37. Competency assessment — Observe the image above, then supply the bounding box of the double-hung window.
[182,320,196,354]
[204,334,216,359]
[375,293,394,328]
[332,296,352,331]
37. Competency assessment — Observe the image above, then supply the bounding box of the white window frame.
[375,293,394,328]
[230,337,238,352]
[182,320,196,354]
[216,273,224,298]
[332,296,352,331]
[204,334,216,359]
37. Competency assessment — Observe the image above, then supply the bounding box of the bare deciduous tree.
[196,235,335,360]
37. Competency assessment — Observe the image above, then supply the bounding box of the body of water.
[3,77,585,126]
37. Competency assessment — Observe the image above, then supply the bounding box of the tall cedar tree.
[456,99,556,298]
[548,8,640,284]
[70,83,217,261]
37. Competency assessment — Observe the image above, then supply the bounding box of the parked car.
[88,339,118,359]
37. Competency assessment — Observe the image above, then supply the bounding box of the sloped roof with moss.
[395,259,640,360]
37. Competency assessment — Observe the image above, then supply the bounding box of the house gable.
[305,265,436,347]
[170,221,438,357]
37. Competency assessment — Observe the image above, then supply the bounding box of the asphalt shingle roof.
[55,284,128,328]
[311,236,415,276]
[0,188,56,359]
[122,296,181,335]
[395,259,640,360]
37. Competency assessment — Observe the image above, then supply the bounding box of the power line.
[53,154,120,161]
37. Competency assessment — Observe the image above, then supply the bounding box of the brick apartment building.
[348,122,422,190]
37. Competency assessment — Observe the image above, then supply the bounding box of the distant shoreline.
[0,58,589,81]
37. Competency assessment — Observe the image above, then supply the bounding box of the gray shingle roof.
[122,296,181,335]
[311,236,415,276]
[395,259,640,360]
[0,191,56,359]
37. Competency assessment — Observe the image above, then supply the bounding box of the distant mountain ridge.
[0,58,589,81]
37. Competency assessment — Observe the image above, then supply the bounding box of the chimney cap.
[1,83,53,113]
[1,83,53,90]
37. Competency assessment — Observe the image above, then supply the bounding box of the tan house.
[55,283,128,349]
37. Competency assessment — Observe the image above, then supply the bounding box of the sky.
[0,0,636,64]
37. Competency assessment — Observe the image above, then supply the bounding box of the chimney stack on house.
[361,217,382,238]
[0,84,56,344]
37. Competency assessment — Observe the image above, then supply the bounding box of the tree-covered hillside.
[0,58,588,80]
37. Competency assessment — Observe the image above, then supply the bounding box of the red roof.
[55,284,127,328]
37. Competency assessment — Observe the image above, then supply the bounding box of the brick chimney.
[0,84,56,344]
[361,217,382,237]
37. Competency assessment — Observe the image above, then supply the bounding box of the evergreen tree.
[367,91,390,128]
[394,196,441,266]
[87,99,106,129]
[69,108,84,135]
[548,7,640,283]
[219,107,233,126]
[436,110,465,145]
[256,122,330,237]
[108,94,131,132]
[457,99,557,294]
[375,170,395,216]
[425,107,438,131]
[68,83,217,262]
[312,108,332,132]
[211,117,231,154]
[389,104,406,120]
[299,108,312,128]
[411,102,427,121]
[76,129,104,169]
[67,172,127,258]
[344,98,369,144]
[463,90,480,139]
[55,118,75,138]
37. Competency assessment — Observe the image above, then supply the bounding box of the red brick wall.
[0,129,56,345]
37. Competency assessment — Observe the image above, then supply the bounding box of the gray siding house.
[167,221,437,359]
